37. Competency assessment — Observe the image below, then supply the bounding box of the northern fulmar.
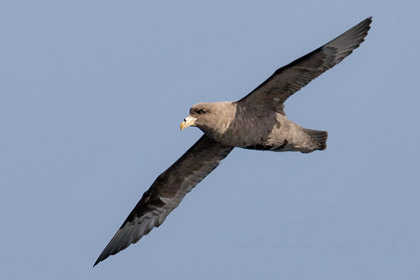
[94,17,372,266]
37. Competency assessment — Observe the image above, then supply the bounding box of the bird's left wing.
[94,135,233,266]
[238,17,371,113]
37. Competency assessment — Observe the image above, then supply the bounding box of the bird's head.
[180,103,215,131]
[180,102,235,137]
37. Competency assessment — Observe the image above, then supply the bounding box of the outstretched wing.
[94,135,233,266]
[238,17,372,112]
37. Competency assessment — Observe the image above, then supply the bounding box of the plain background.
[1,1,419,279]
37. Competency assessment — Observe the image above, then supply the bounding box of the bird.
[94,17,372,266]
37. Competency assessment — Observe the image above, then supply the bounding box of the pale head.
[180,102,236,139]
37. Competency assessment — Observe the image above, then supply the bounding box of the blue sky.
[1,1,419,279]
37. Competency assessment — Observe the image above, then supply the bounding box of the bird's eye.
[196,109,206,114]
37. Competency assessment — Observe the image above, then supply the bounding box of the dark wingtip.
[364,16,373,28]
[357,17,372,32]
[93,254,107,268]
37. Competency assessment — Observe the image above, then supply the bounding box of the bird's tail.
[303,128,328,150]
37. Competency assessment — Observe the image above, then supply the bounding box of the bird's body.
[94,17,372,266]
[190,101,326,153]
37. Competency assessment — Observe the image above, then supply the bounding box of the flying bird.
[94,17,372,266]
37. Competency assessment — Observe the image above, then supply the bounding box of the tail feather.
[303,128,328,150]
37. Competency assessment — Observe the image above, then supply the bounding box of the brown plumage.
[94,17,371,266]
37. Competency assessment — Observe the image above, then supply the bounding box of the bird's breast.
[214,109,286,148]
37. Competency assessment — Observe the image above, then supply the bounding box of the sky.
[1,1,419,279]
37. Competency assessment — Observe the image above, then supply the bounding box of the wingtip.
[93,259,100,268]
[359,16,372,28]
[93,254,107,268]
[362,17,373,34]
[363,16,373,27]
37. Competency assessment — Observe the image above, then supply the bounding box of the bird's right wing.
[238,17,372,113]
[94,135,233,266]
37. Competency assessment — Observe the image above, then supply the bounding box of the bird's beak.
[180,116,197,131]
